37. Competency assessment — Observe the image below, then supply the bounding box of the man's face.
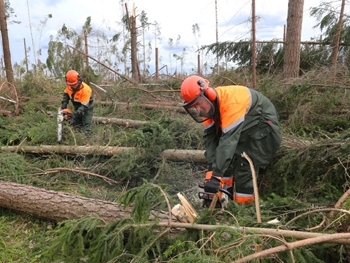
[69,82,80,90]
[191,96,213,118]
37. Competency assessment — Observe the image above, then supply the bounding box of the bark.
[235,233,350,263]
[159,149,206,163]
[0,145,207,162]
[0,0,15,86]
[0,180,136,223]
[1,181,350,246]
[0,138,302,162]
[251,0,256,88]
[99,101,185,113]
[332,0,345,69]
[129,5,138,82]
[0,145,140,156]
[284,0,304,78]
[92,116,149,128]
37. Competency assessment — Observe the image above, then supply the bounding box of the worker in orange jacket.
[180,75,282,206]
[61,70,94,137]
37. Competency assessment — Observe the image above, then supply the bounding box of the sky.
[5,0,325,75]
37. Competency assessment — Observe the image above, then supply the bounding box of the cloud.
[5,0,323,74]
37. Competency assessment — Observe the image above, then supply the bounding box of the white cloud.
[5,0,324,74]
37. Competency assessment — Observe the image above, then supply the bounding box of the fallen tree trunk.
[234,233,350,263]
[92,116,148,127]
[1,181,350,246]
[99,101,185,113]
[0,180,136,222]
[152,222,350,246]
[0,145,207,162]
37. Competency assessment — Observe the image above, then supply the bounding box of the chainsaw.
[198,183,233,208]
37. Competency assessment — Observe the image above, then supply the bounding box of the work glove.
[61,109,75,121]
[67,113,75,121]
[204,176,221,194]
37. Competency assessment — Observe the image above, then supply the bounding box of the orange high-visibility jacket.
[203,85,281,177]
[62,82,94,116]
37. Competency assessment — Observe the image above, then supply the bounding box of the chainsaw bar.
[57,107,64,142]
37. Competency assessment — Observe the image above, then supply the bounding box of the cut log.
[159,149,206,163]
[0,180,169,223]
[0,145,207,163]
[0,145,140,156]
[171,204,191,223]
[99,101,185,113]
[93,116,148,128]
[1,181,350,246]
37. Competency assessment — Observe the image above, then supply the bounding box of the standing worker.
[61,70,94,137]
[180,75,282,207]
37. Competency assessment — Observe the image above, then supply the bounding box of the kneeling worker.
[180,75,282,206]
[61,69,94,137]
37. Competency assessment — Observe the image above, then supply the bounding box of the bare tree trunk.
[197,54,201,75]
[98,101,185,113]
[215,0,219,75]
[84,30,89,69]
[0,0,15,86]
[23,38,28,72]
[1,181,350,248]
[0,145,207,162]
[0,180,139,223]
[130,5,138,82]
[93,116,149,127]
[284,0,304,78]
[332,0,345,72]
[155,47,159,80]
[251,0,256,88]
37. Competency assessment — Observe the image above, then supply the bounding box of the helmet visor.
[183,92,215,123]
[68,80,82,91]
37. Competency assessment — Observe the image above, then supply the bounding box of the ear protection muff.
[205,87,217,101]
[197,79,217,101]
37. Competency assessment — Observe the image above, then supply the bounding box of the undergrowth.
[1,69,350,262]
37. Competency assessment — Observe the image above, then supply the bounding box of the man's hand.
[204,176,221,193]
[67,113,75,121]
[61,109,75,121]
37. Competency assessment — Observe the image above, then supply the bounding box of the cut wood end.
[171,204,192,223]
[176,192,199,222]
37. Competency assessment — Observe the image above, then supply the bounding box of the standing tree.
[310,1,350,68]
[139,10,150,76]
[284,0,304,78]
[128,4,139,82]
[168,38,173,73]
[331,0,345,73]
[251,0,256,88]
[0,0,15,86]
[215,0,219,75]
[192,23,201,75]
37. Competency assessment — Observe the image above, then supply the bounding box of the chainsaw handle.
[198,184,233,200]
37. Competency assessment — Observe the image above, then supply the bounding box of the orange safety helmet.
[180,76,217,123]
[180,75,216,103]
[65,70,81,85]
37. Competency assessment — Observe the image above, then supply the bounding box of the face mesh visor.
[183,93,214,123]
